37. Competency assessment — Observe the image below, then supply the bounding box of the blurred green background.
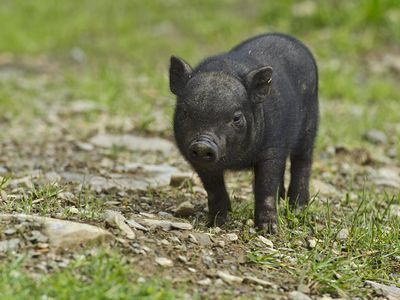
[0,0,399,149]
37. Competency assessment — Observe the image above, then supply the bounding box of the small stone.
[155,257,173,267]
[212,227,222,234]
[363,129,388,145]
[192,232,212,246]
[158,211,173,218]
[75,141,94,152]
[202,255,213,266]
[246,219,254,226]
[170,221,193,230]
[104,210,136,240]
[29,230,49,243]
[390,205,400,218]
[4,228,16,235]
[0,238,20,252]
[198,278,212,286]
[126,219,149,232]
[289,291,312,300]
[217,240,226,248]
[68,207,79,214]
[370,167,400,189]
[215,278,224,286]
[258,235,274,248]
[174,201,196,217]
[217,270,243,284]
[307,238,317,249]
[365,280,400,299]
[177,255,188,264]
[0,166,8,174]
[225,233,238,242]
[337,228,349,240]
[242,276,277,289]
[387,147,397,159]
[160,239,170,246]
[1,190,8,202]
[188,267,197,273]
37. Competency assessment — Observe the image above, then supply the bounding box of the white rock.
[365,280,400,300]
[363,129,388,145]
[242,276,277,288]
[225,233,239,242]
[0,238,20,252]
[155,257,173,267]
[198,278,212,286]
[191,233,211,246]
[258,235,274,248]
[390,205,400,218]
[217,271,243,284]
[0,214,112,250]
[370,167,400,189]
[289,291,312,300]
[0,190,7,202]
[104,210,136,239]
[126,219,149,232]
[307,238,317,249]
[68,207,79,214]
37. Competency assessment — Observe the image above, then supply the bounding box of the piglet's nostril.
[188,140,218,163]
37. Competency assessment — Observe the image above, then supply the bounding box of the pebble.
[363,129,388,145]
[289,291,312,300]
[1,190,8,202]
[192,232,212,246]
[337,228,349,240]
[258,235,274,248]
[173,201,196,217]
[217,270,243,284]
[307,238,317,249]
[198,278,212,286]
[225,233,239,242]
[155,257,173,267]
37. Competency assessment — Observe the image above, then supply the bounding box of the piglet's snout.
[188,136,219,163]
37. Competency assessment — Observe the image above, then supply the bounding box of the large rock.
[365,280,400,300]
[53,163,177,192]
[0,214,112,250]
[89,133,174,153]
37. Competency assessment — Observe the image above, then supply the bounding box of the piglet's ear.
[169,56,193,96]
[245,66,273,104]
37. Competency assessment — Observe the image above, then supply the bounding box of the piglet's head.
[169,56,272,169]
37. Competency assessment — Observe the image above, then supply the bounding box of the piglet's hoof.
[207,212,227,227]
[255,219,278,234]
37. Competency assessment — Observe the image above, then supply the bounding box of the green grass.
[0,251,184,300]
[245,192,400,297]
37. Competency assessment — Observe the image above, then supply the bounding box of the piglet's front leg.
[197,170,231,227]
[254,150,287,233]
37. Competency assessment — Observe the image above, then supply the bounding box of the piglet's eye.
[232,112,244,127]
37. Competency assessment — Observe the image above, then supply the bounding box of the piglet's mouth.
[188,135,220,164]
